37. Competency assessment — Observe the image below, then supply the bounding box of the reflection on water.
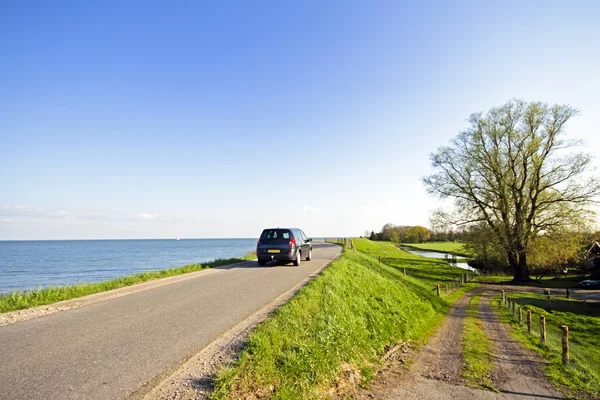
[400,246,476,271]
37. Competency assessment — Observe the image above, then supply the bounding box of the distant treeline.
[365,223,467,243]
[367,222,600,279]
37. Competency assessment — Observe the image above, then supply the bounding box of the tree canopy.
[423,99,599,281]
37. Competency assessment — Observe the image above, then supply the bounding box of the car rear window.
[261,229,291,241]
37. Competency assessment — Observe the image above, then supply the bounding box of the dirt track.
[356,288,565,400]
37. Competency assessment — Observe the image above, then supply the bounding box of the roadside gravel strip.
[0,242,341,400]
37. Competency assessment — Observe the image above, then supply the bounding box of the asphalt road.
[0,242,341,400]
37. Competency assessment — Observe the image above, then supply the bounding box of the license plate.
[267,249,280,253]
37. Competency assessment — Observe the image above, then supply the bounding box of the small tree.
[380,223,399,242]
[527,231,586,279]
[462,222,508,274]
[424,100,600,282]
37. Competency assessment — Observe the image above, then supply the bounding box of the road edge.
[0,261,255,327]
[131,244,344,400]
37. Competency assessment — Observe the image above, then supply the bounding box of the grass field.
[0,252,257,314]
[494,292,600,397]
[212,239,475,399]
[402,242,470,256]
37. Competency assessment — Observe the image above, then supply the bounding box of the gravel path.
[356,288,565,400]
[357,290,499,399]
[479,291,563,399]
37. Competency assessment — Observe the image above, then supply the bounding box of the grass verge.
[0,252,257,314]
[493,293,600,398]
[211,239,476,399]
[462,293,496,391]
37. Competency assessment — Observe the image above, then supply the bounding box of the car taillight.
[289,237,296,247]
[257,240,260,246]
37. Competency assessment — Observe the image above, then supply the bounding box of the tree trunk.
[507,250,519,281]
[516,251,530,282]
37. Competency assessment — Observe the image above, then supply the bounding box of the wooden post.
[540,316,546,343]
[502,290,506,304]
[527,310,532,333]
[445,283,448,294]
[437,284,441,296]
[378,255,381,264]
[512,300,515,315]
[562,326,569,364]
[518,307,522,323]
[403,268,406,276]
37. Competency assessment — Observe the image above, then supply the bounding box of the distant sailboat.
[176,236,180,240]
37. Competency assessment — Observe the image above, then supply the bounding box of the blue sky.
[1,1,599,239]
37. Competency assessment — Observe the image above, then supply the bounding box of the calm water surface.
[400,246,475,271]
[0,239,256,293]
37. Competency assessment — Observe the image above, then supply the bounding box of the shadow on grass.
[512,296,600,318]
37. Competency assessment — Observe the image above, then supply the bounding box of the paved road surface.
[0,242,341,400]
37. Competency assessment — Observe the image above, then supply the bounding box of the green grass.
[211,239,475,399]
[493,292,600,397]
[462,293,496,391]
[0,252,257,314]
[402,242,470,256]
[358,240,472,287]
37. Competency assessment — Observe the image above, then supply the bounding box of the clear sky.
[1,1,599,240]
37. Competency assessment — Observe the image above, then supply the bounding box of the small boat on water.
[176,236,180,240]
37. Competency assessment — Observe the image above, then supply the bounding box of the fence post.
[502,290,506,304]
[437,284,441,296]
[512,300,515,316]
[540,316,546,343]
[445,283,448,294]
[403,268,406,276]
[562,326,569,364]
[378,255,381,264]
[527,310,532,333]
[518,307,522,323]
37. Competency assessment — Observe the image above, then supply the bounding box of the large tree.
[423,99,600,282]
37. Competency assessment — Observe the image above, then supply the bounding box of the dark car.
[580,279,600,289]
[256,228,312,266]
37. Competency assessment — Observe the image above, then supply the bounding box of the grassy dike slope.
[212,239,474,399]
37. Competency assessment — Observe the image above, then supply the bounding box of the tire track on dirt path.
[478,291,564,399]
[357,289,501,399]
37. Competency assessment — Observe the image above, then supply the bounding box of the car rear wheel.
[293,250,301,266]
[306,248,312,261]
[258,259,267,266]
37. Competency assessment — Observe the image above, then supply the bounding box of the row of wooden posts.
[375,254,474,294]
[501,290,569,365]
[433,271,473,296]
[328,238,356,250]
